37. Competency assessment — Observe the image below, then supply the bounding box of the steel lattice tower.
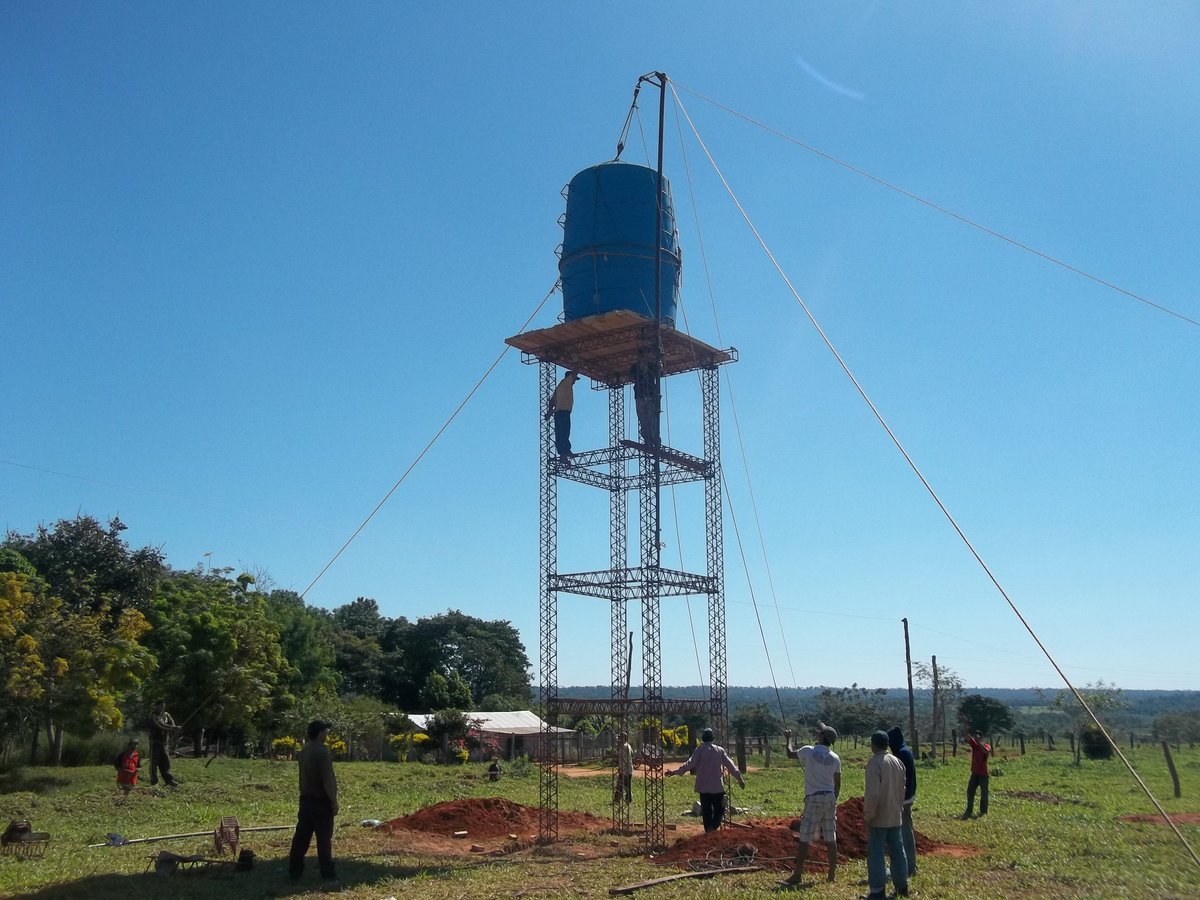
[511,316,735,850]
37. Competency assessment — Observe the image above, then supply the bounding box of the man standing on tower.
[545,370,581,460]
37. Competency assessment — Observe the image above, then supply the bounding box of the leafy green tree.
[958,694,1016,736]
[0,559,154,764]
[4,515,164,618]
[328,597,388,697]
[142,571,286,750]
[264,590,337,702]
[1154,710,1200,746]
[817,684,895,739]
[393,611,531,710]
[731,702,782,741]
[419,670,472,711]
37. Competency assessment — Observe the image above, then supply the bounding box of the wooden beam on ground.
[609,865,762,895]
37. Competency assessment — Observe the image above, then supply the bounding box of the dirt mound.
[653,797,946,872]
[383,797,607,840]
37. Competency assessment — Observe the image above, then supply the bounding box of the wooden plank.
[609,866,763,895]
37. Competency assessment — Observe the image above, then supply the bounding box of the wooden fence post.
[1162,741,1181,799]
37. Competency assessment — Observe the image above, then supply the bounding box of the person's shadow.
[12,855,457,898]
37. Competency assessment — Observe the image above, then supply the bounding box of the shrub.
[325,734,348,759]
[507,754,533,777]
[1080,724,1114,760]
[60,732,129,767]
[272,736,299,759]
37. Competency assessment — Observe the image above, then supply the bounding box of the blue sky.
[3,2,1197,693]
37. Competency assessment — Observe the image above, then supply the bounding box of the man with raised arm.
[666,727,744,832]
[783,722,841,887]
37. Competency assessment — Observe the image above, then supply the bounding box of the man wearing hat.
[783,722,841,886]
[289,721,339,889]
[863,730,909,899]
[666,727,744,832]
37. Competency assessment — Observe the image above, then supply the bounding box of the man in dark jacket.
[888,726,917,877]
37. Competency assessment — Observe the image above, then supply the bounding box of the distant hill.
[540,685,1200,730]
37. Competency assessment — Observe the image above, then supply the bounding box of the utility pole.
[902,618,916,750]
[930,655,940,762]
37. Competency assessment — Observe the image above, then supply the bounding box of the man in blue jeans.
[863,730,908,899]
[289,721,339,890]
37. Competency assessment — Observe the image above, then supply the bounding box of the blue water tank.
[559,162,681,323]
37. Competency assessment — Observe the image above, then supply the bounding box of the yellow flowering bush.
[325,734,348,759]
[272,736,299,759]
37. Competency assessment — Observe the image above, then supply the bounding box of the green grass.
[1,743,1198,898]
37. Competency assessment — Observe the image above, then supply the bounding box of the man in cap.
[783,722,841,886]
[667,727,744,832]
[289,721,339,890]
[863,730,909,899]
[545,370,581,460]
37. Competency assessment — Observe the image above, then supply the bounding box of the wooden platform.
[506,310,733,386]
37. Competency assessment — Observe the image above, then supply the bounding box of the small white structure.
[408,710,573,761]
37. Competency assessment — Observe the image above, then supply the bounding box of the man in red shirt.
[960,715,991,818]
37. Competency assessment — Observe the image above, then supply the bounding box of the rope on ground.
[299,280,560,600]
[671,83,1200,870]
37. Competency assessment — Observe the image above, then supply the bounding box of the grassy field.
[1,741,1198,898]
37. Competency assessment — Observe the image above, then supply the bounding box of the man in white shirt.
[783,722,841,886]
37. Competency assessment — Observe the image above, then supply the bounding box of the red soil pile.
[653,796,944,872]
[383,797,607,840]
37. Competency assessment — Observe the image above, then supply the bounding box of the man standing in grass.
[960,715,991,818]
[666,727,744,832]
[782,722,841,887]
[148,701,180,787]
[614,731,634,804]
[888,726,918,877]
[289,721,339,890]
[863,730,909,900]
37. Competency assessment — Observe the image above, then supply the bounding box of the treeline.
[554,683,1200,745]
[0,515,532,766]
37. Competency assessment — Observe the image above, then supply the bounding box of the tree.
[420,670,473,711]
[1049,680,1125,764]
[264,590,338,704]
[816,684,896,739]
[913,661,964,754]
[0,557,154,764]
[142,571,286,751]
[958,694,1015,737]
[4,515,164,618]
[731,703,782,741]
[390,611,531,710]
